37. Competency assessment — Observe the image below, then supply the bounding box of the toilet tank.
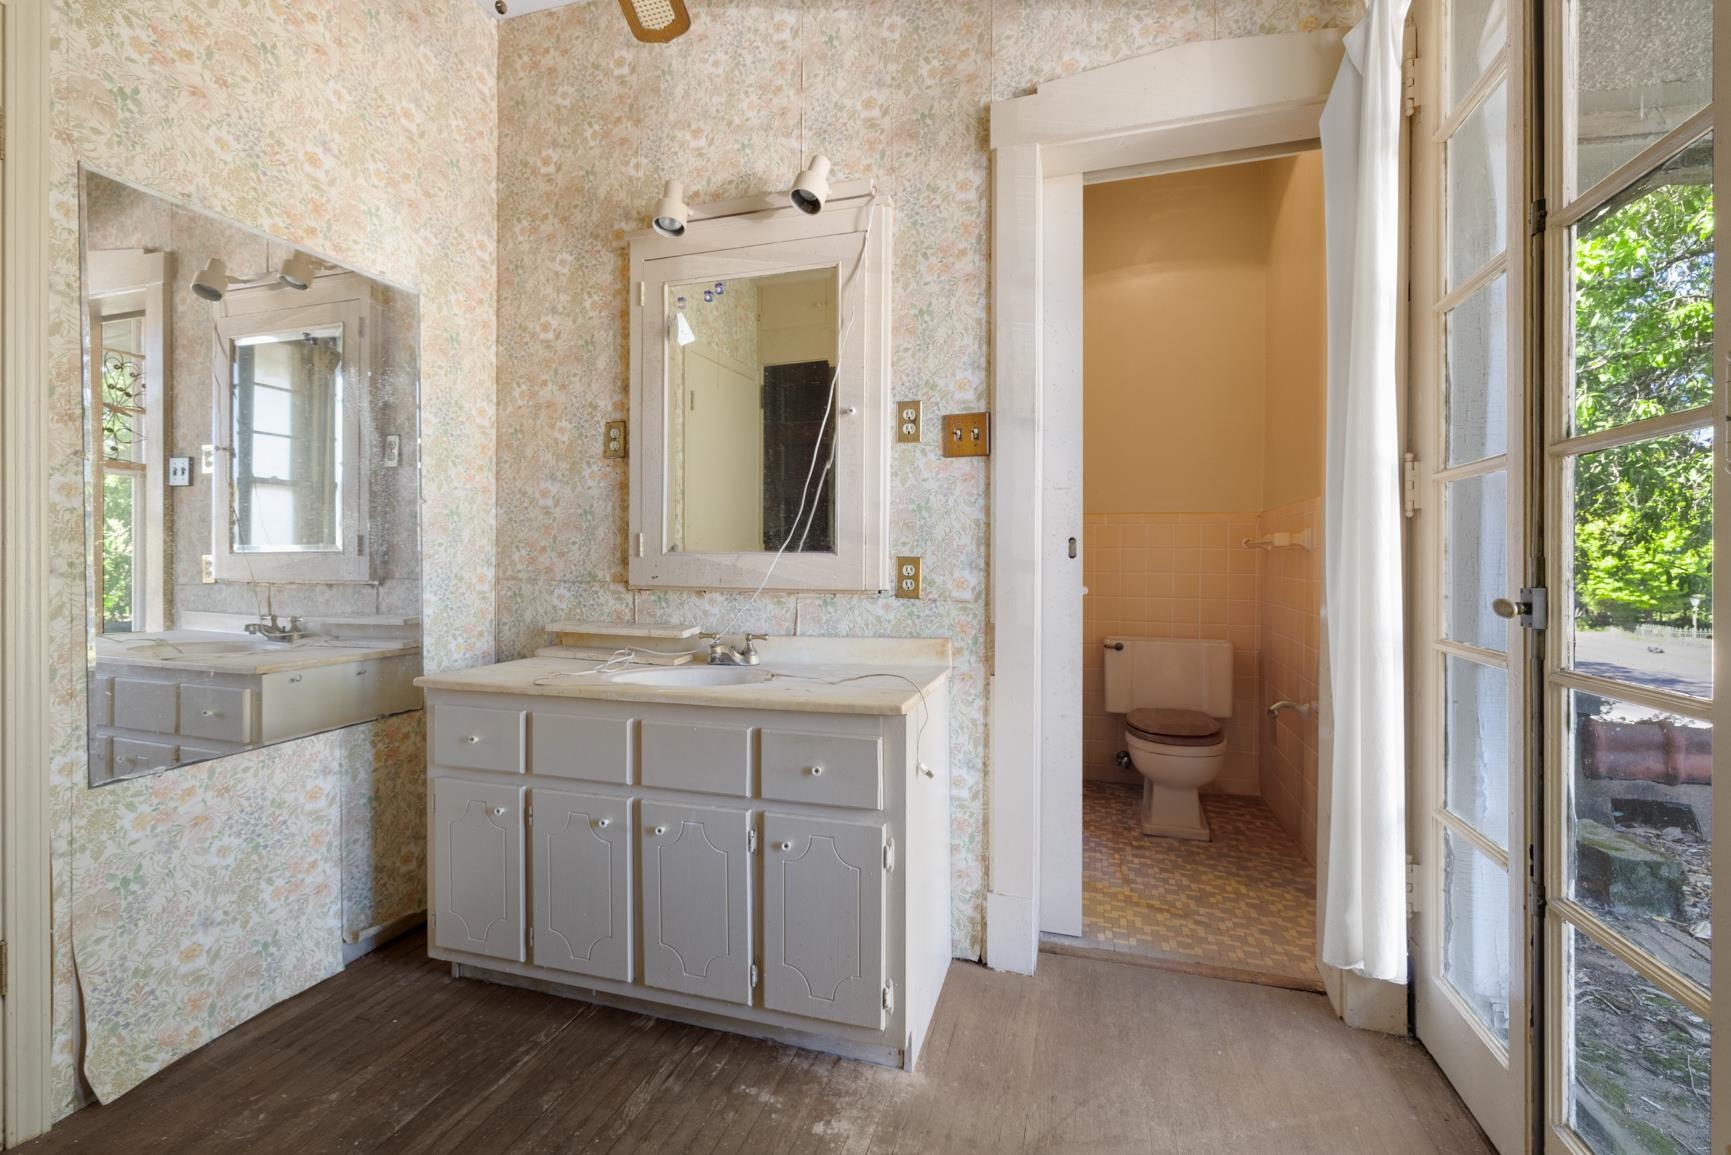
[1103,636,1234,718]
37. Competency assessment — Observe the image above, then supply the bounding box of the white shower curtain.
[1318,0,1411,984]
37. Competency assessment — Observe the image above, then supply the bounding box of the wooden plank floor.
[22,930,1492,1154]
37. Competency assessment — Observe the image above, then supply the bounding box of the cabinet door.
[762,813,885,1028]
[432,777,525,962]
[640,801,752,1004]
[530,789,631,982]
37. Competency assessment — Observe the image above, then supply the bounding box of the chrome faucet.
[704,633,766,666]
[245,614,308,643]
[1267,699,1314,719]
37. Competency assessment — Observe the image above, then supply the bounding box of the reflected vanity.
[81,170,423,786]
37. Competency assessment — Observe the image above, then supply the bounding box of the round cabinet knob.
[201,709,217,717]
[779,840,794,851]
[492,807,506,816]
[919,763,935,779]
[464,735,481,744]
[1491,597,1519,619]
[809,765,824,776]
[596,817,611,828]
[288,674,303,684]
[654,824,668,836]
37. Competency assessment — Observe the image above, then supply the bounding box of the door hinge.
[1528,198,1548,237]
[526,805,534,823]
[883,836,895,872]
[1401,48,1419,117]
[638,282,646,307]
[1405,859,1420,917]
[747,828,758,853]
[882,980,895,1012]
[750,962,760,989]
[1,940,8,998]
[528,926,535,951]
[1402,452,1420,518]
[1494,586,1549,631]
[635,532,645,559]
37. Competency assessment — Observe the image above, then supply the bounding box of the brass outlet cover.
[895,400,923,443]
[894,556,922,599]
[942,412,990,457]
[604,419,628,458]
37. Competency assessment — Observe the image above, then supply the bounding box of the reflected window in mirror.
[79,169,423,787]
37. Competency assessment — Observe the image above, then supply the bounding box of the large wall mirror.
[80,170,422,787]
[629,194,892,592]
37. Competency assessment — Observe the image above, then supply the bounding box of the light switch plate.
[604,420,628,459]
[167,456,192,486]
[895,400,922,443]
[942,412,991,457]
[894,556,922,599]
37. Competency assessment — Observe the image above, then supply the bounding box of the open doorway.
[1040,151,1329,992]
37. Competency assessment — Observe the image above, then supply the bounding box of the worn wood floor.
[24,929,1492,1154]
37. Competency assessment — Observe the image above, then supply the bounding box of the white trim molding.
[985,29,1346,976]
[3,0,57,1141]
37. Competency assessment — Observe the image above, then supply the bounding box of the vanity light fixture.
[190,258,235,301]
[278,251,319,290]
[651,180,689,238]
[789,155,831,215]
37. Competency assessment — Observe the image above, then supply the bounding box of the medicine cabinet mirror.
[628,192,892,591]
[79,169,423,786]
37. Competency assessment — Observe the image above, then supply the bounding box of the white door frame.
[2,0,54,1143]
[985,29,1347,973]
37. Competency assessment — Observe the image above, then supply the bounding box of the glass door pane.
[1548,16,1715,1147]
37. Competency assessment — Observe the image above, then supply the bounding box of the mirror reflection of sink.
[608,666,773,687]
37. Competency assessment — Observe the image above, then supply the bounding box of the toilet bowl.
[1124,708,1227,840]
[1102,637,1234,841]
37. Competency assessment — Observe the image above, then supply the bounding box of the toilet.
[1103,636,1233,840]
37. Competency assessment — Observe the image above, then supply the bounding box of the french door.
[1412,0,1534,1148]
[1415,0,1726,1151]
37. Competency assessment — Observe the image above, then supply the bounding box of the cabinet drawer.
[113,678,177,734]
[531,711,631,783]
[640,721,750,797]
[179,684,256,744]
[761,730,882,810]
[112,736,178,777]
[433,704,526,773]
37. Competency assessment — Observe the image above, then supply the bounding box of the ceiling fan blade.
[618,0,691,43]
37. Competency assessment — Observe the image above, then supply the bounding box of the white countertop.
[415,636,952,717]
[94,629,421,675]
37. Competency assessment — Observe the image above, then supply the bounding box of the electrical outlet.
[604,420,628,459]
[942,412,991,457]
[895,400,922,443]
[894,556,922,599]
[383,434,401,468]
[201,444,216,474]
[200,555,215,584]
[167,456,192,487]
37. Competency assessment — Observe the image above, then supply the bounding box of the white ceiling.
[478,0,593,19]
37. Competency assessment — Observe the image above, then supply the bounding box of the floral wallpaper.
[49,0,497,1112]
[493,0,1360,959]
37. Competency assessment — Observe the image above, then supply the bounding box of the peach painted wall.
[1262,151,1328,509]
[1082,166,1270,513]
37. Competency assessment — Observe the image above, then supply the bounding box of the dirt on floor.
[1572,819,1711,1155]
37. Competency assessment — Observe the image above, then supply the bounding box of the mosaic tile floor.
[1055,782,1322,991]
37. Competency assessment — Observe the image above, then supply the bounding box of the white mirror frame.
[210,274,374,583]
[628,192,893,592]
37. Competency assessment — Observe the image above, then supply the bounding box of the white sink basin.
[608,666,773,687]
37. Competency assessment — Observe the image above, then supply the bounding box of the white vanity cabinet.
[420,654,951,1071]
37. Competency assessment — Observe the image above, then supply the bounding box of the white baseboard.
[984,891,1037,974]
[341,910,425,965]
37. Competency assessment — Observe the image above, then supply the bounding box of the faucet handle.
[745,633,768,642]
